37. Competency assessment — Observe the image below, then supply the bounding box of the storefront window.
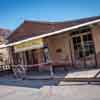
[72,28,95,59]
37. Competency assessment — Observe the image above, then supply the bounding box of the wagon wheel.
[12,65,26,79]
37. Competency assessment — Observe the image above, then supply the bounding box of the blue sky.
[0,0,100,30]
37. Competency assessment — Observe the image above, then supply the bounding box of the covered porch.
[10,37,69,77]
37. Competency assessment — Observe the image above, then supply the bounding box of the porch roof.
[4,16,100,47]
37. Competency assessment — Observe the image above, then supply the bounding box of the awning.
[14,38,44,52]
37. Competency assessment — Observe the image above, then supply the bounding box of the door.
[72,32,96,68]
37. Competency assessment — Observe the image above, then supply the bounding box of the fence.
[0,65,12,76]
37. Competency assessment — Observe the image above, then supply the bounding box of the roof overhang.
[1,18,100,48]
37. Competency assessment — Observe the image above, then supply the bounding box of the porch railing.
[0,65,12,76]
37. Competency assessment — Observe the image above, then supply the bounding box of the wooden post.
[49,64,54,78]
[68,38,74,67]
[8,46,16,66]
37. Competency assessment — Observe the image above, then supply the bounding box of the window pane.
[85,50,89,56]
[77,37,81,43]
[74,45,77,50]
[88,34,92,40]
[83,35,88,42]
[73,37,76,44]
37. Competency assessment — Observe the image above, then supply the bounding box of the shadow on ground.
[0,68,100,89]
[0,68,67,88]
[0,74,60,89]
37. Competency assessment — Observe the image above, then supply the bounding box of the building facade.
[0,29,12,73]
[0,29,11,65]
[7,16,100,71]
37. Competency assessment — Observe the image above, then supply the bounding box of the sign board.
[14,39,44,52]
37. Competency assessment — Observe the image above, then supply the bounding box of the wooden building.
[6,16,100,71]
